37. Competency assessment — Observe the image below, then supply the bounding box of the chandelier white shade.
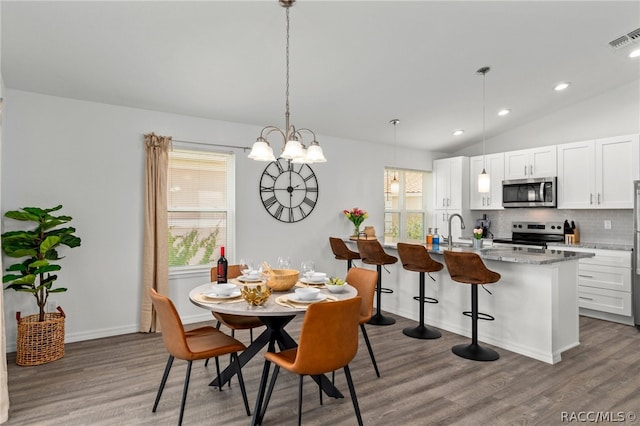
[248,0,326,164]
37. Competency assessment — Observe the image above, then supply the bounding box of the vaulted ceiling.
[2,1,639,152]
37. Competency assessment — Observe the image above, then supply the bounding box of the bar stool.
[356,239,397,326]
[443,251,501,361]
[329,237,360,272]
[397,243,443,339]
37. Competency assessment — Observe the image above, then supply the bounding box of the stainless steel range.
[492,221,564,248]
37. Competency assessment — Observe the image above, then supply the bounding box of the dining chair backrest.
[292,297,361,376]
[443,251,500,285]
[149,288,191,360]
[397,243,444,273]
[210,264,242,282]
[345,267,377,323]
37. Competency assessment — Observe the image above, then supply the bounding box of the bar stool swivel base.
[403,324,441,339]
[452,343,499,361]
[367,311,395,326]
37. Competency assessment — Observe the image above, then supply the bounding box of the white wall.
[1,89,435,351]
[456,79,640,157]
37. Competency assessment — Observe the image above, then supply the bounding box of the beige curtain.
[140,133,171,333]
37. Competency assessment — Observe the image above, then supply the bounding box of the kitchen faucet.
[447,213,466,248]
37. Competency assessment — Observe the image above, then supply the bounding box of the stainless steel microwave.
[502,177,557,208]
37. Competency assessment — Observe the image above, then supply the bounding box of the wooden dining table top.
[189,280,358,316]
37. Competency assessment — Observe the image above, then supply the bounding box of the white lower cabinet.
[567,247,634,324]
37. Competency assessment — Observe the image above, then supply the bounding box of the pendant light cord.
[285,7,291,132]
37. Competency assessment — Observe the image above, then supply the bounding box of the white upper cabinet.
[469,153,505,210]
[433,156,469,210]
[504,146,557,180]
[557,134,639,209]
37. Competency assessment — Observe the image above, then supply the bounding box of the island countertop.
[364,241,596,265]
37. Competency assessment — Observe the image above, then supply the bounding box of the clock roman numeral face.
[259,158,319,223]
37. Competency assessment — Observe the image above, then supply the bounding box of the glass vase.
[473,238,483,249]
[353,225,360,237]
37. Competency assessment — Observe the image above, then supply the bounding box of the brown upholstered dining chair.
[329,237,360,271]
[209,265,263,341]
[149,288,250,425]
[251,297,363,426]
[345,267,380,377]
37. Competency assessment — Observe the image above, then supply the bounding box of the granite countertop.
[546,242,633,251]
[346,238,595,265]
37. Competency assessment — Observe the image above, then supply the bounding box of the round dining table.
[189,280,358,398]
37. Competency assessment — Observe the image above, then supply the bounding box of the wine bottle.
[217,246,228,283]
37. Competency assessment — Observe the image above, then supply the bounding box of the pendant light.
[390,119,400,194]
[248,0,326,164]
[477,66,491,193]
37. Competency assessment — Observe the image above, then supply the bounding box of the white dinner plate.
[287,293,328,304]
[203,290,242,299]
[237,276,262,283]
[299,277,328,285]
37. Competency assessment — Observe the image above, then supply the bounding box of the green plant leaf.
[4,210,40,222]
[33,264,61,275]
[3,248,38,258]
[5,264,27,273]
[48,288,67,293]
[29,259,50,268]
[40,236,61,254]
[5,274,35,285]
[3,273,25,283]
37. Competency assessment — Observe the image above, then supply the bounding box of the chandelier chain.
[285,7,290,122]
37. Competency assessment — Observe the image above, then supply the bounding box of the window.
[168,147,235,270]
[383,168,430,245]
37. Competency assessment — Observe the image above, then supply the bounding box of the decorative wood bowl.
[265,269,300,292]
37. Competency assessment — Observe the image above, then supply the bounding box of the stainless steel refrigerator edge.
[633,181,640,330]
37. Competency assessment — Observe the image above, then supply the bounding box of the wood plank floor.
[4,313,640,425]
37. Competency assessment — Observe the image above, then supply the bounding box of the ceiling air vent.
[609,27,640,50]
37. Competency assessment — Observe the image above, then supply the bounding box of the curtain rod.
[172,138,251,152]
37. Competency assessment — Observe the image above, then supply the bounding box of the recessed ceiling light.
[452,129,464,136]
[497,109,510,116]
[554,82,570,91]
[629,48,640,58]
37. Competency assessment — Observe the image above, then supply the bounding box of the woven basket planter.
[16,308,66,366]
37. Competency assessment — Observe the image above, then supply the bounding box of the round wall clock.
[259,158,319,223]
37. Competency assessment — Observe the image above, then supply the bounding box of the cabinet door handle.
[578,274,593,278]
[524,165,527,176]
[442,198,446,207]
[529,164,533,176]
[597,193,601,205]
[482,197,485,206]
[487,197,491,205]
[579,296,594,301]
[590,193,593,205]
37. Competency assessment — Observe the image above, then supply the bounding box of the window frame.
[168,143,236,278]
[384,168,430,245]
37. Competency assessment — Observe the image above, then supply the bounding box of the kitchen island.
[348,241,594,364]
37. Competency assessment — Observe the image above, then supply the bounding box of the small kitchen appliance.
[475,214,492,238]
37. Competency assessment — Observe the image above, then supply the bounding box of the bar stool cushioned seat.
[329,237,361,271]
[356,239,398,326]
[444,251,501,361]
[397,243,444,339]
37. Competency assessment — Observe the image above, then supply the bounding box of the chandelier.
[248,0,326,164]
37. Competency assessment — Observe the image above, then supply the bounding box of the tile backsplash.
[475,209,634,245]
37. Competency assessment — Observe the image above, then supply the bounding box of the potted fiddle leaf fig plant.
[1,205,81,365]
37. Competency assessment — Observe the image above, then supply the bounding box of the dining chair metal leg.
[215,357,222,391]
[232,352,251,416]
[298,375,304,426]
[317,375,323,405]
[178,360,193,426]
[153,355,174,412]
[343,364,363,426]
[360,324,380,377]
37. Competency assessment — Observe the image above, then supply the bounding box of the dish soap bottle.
[426,228,433,245]
[433,228,440,245]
